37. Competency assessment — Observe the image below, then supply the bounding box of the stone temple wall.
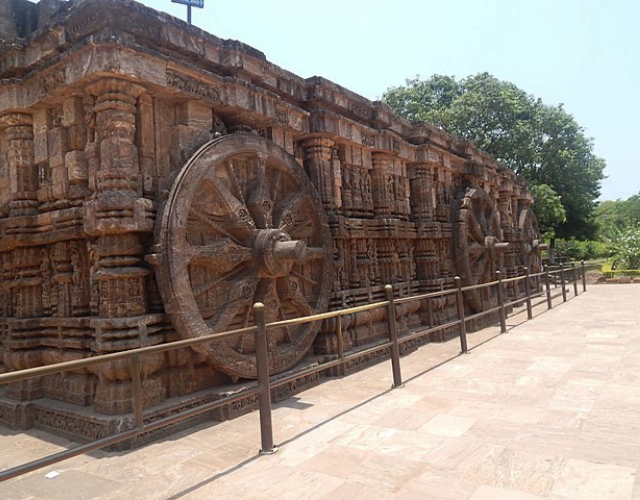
[0,0,541,442]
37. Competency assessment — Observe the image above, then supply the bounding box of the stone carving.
[0,0,540,445]
[166,71,222,104]
[150,134,333,379]
[454,187,508,313]
[519,206,543,287]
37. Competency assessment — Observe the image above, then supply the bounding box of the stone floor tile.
[371,406,438,431]
[347,451,425,492]
[420,437,486,469]
[551,458,636,500]
[397,467,478,500]
[418,413,476,438]
[468,484,547,499]
[329,424,399,450]
[11,470,125,500]
[317,480,397,500]
[297,445,370,478]
[261,469,345,500]
[375,429,445,461]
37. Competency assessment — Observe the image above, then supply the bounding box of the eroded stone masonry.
[0,0,542,443]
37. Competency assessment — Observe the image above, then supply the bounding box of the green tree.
[383,73,605,240]
[528,183,566,239]
[594,193,640,239]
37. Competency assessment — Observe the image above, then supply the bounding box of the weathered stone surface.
[0,0,542,443]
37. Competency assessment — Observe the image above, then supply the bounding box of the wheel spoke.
[278,277,316,317]
[269,168,285,207]
[468,242,484,256]
[188,239,254,272]
[201,177,256,239]
[290,269,318,286]
[246,155,274,228]
[274,193,308,231]
[257,278,293,347]
[203,274,258,329]
[468,216,486,243]
[224,160,245,204]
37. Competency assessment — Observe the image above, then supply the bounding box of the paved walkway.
[1,285,640,500]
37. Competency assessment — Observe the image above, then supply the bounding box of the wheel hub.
[254,229,308,278]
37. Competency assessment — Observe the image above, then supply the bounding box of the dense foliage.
[603,225,640,269]
[593,193,640,240]
[383,73,606,240]
[592,192,640,269]
[553,238,607,262]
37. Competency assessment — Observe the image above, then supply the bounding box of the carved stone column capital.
[85,78,146,100]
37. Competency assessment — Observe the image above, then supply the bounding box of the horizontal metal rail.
[0,261,587,482]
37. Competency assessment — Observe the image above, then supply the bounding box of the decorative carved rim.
[453,187,506,313]
[153,134,333,379]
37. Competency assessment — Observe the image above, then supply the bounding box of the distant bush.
[554,238,607,262]
[605,225,640,269]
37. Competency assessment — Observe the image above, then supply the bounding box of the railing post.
[524,267,533,320]
[426,296,433,329]
[130,354,144,430]
[454,277,468,353]
[581,261,587,292]
[572,263,579,296]
[336,314,345,376]
[496,271,507,333]
[512,271,519,307]
[560,262,567,302]
[253,302,276,454]
[384,285,403,388]
[544,265,553,309]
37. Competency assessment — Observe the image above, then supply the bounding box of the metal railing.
[0,262,587,482]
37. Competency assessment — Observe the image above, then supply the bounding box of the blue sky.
[39,0,640,201]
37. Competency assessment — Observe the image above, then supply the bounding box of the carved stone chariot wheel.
[519,207,543,287]
[153,134,333,379]
[453,187,508,313]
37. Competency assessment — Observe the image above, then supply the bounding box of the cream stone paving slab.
[551,458,636,500]
[11,470,125,500]
[418,414,477,438]
[395,466,478,500]
[329,423,399,450]
[419,436,487,469]
[346,450,425,492]
[317,480,397,500]
[468,484,547,499]
[260,469,345,500]
[371,406,439,431]
[375,428,446,461]
[296,445,370,479]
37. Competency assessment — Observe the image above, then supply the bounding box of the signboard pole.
[171,0,204,26]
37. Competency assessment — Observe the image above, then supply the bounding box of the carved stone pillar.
[303,137,340,213]
[84,78,152,320]
[408,163,434,222]
[81,78,160,415]
[9,247,43,319]
[0,112,38,216]
[371,152,393,218]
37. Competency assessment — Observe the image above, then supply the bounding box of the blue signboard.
[172,0,204,8]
